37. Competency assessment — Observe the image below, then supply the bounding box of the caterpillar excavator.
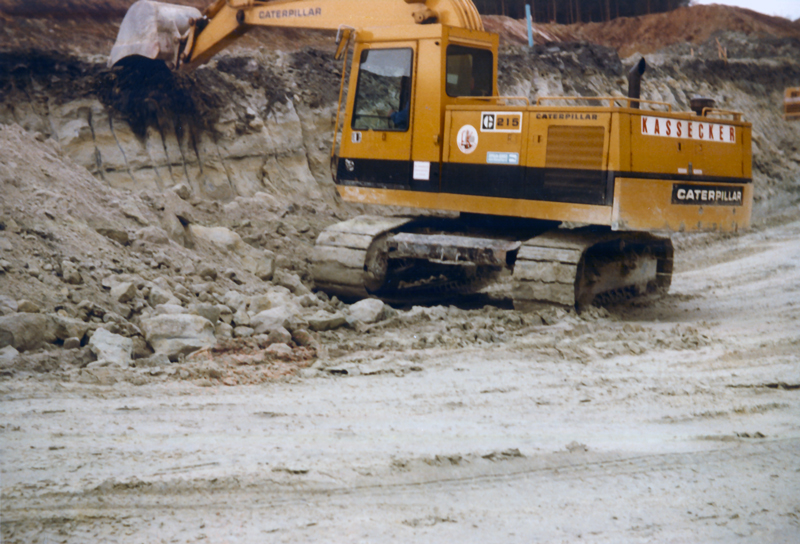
[110,0,753,310]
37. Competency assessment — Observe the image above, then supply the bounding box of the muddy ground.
[3,210,799,542]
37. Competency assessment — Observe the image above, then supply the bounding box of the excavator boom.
[109,0,483,69]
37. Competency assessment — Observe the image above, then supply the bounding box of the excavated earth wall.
[1,34,799,213]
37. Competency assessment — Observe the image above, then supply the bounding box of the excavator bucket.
[108,0,201,68]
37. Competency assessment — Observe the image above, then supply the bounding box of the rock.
[284,314,309,333]
[155,304,189,315]
[198,264,218,280]
[189,303,221,324]
[0,345,19,367]
[248,294,272,315]
[95,227,130,246]
[140,314,216,361]
[135,226,171,246]
[49,315,90,342]
[189,224,242,252]
[233,326,255,338]
[180,261,196,276]
[0,295,18,315]
[298,294,319,308]
[135,352,171,367]
[217,304,233,324]
[215,321,233,340]
[291,328,316,348]
[274,270,311,295]
[306,311,347,332]
[88,328,133,368]
[222,290,246,311]
[148,285,174,307]
[62,337,82,350]
[16,299,40,313]
[348,298,386,324]
[111,282,137,303]
[242,250,276,281]
[266,343,293,357]
[131,336,153,359]
[267,327,292,345]
[251,306,293,334]
[233,307,251,327]
[76,300,107,319]
[61,262,82,285]
[0,313,53,351]
[171,183,191,200]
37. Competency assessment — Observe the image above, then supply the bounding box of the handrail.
[536,96,673,112]
[452,95,530,106]
[701,108,743,122]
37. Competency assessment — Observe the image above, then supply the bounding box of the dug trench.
[1,7,800,543]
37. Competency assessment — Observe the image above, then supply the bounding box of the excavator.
[109,0,753,310]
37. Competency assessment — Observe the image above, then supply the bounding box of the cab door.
[338,43,415,189]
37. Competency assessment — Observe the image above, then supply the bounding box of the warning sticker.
[456,125,479,154]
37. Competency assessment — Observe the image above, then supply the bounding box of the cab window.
[352,48,413,131]
[446,45,493,97]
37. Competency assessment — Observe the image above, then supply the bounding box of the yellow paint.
[611,178,752,233]
[338,186,613,225]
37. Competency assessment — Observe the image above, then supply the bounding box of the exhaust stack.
[627,58,646,109]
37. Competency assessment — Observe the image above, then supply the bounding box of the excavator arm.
[109,0,483,69]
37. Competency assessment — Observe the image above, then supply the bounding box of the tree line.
[473,0,691,23]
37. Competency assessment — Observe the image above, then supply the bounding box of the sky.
[692,0,800,19]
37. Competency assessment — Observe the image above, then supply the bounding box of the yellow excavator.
[110,0,753,309]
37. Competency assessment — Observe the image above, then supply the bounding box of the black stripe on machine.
[336,158,750,206]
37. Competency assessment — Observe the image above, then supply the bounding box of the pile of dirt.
[485,5,800,56]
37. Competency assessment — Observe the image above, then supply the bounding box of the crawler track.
[512,229,673,310]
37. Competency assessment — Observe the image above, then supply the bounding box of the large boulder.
[306,311,347,332]
[89,328,133,368]
[188,303,221,324]
[0,313,53,352]
[251,306,294,334]
[140,314,216,361]
[190,225,275,280]
[348,298,386,324]
[49,315,90,343]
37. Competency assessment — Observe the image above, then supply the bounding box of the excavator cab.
[336,25,499,194]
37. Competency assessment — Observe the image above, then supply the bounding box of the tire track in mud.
[4,437,798,520]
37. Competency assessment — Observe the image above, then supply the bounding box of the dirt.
[2,211,799,542]
[1,1,800,542]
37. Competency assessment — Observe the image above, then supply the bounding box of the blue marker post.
[525,4,534,48]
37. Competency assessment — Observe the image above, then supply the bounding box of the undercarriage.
[311,215,674,309]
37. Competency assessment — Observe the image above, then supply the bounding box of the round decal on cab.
[456,124,478,154]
